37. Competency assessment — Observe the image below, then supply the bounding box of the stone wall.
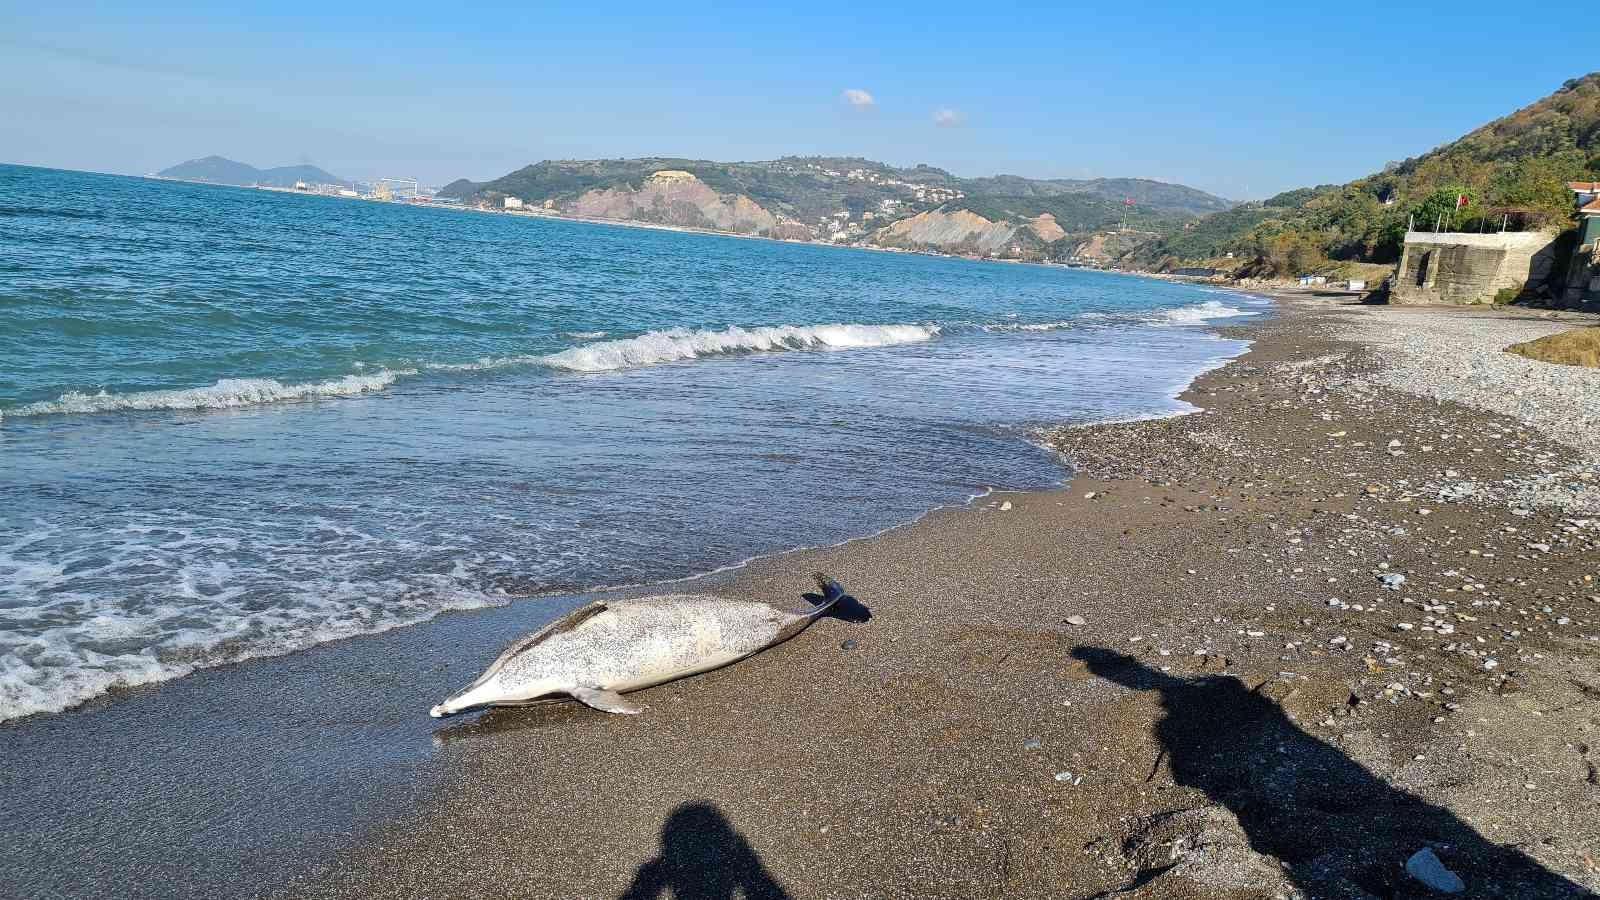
[1390,231,1558,305]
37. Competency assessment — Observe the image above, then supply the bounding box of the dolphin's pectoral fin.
[571,687,642,715]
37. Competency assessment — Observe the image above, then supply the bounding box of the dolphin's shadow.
[429,698,596,744]
[619,801,791,900]
[1072,646,1591,898]
[802,589,872,623]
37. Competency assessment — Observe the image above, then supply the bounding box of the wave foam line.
[1,371,408,420]
[539,323,939,373]
[0,585,504,722]
[1148,299,1260,325]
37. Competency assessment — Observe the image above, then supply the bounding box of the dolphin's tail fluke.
[808,573,850,616]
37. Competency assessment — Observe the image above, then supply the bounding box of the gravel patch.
[1330,307,1600,515]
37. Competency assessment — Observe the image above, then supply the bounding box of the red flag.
[1124,198,1135,206]
[1456,194,1469,209]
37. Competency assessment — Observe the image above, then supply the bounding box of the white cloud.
[933,108,963,128]
[842,88,876,109]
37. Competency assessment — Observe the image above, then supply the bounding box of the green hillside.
[440,155,1231,227]
[1137,72,1600,273]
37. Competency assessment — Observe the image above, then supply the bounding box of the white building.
[503,197,525,210]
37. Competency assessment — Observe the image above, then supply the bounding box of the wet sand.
[7,297,1599,899]
[290,297,1600,898]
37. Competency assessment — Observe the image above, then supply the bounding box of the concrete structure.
[1391,230,1558,305]
[503,196,524,209]
[1560,182,1600,308]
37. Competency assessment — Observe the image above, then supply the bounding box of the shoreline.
[7,297,1600,898]
[0,303,1250,725]
[289,296,1600,899]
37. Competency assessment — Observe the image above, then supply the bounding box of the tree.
[1410,187,1475,232]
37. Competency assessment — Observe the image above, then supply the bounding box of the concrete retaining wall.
[1391,231,1558,305]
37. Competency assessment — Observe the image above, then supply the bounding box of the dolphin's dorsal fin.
[464,600,610,691]
[571,686,641,715]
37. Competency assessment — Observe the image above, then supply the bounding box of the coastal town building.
[503,196,524,209]
[1561,182,1600,308]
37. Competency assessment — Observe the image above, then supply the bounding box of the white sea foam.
[981,321,1078,332]
[0,371,407,420]
[539,323,939,372]
[1148,299,1259,325]
[0,519,507,722]
[3,323,943,420]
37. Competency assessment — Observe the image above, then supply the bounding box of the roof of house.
[1581,197,1600,214]
[1568,181,1600,192]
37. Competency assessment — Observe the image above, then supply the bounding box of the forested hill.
[437,156,1231,258]
[1135,72,1600,273]
[441,156,1231,219]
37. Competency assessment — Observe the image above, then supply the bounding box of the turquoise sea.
[0,163,1264,721]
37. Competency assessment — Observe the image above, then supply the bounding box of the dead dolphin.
[429,574,853,717]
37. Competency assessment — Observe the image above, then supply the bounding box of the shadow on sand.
[1072,647,1591,898]
[620,801,791,900]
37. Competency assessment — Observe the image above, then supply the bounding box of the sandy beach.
[249,296,1595,899]
[7,295,1599,899]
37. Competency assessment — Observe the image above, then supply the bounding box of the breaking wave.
[0,306,1248,423]
[981,321,1077,332]
[0,371,408,420]
[1148,299,1259,325]
[539,323,939,372]
[1,323,941,420]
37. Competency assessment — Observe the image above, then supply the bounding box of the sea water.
[0,164,1265,721]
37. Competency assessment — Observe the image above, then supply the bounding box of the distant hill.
[1133,72,1600,273]
[157,156,347,188]
[440,155,1231,259]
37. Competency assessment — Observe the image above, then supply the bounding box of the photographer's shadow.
[1073,647,1591,898]
[620,801,791,900]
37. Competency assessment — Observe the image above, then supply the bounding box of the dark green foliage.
[1137,72,1600,271]
[1263,185,1336,207]
[947,194,1171,233]
[1159,206,1276,259]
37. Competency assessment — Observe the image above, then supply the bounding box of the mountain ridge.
[156,156,346,189]
[439,155,1231,259]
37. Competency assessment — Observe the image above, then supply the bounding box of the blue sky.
[1,1,1593,199]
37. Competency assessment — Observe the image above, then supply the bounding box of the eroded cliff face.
[1027,213,1066,243]
[1072,229,1161,265]
[873,209,1016,254]
[872,209,1065,256]
[565,173,784,235]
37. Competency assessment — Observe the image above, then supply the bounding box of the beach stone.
[839,639,857,651]
[999,500,1012,511]
[1023,737,1042,751]
[1405,847,1465,893]
[1065,615,1087,626]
